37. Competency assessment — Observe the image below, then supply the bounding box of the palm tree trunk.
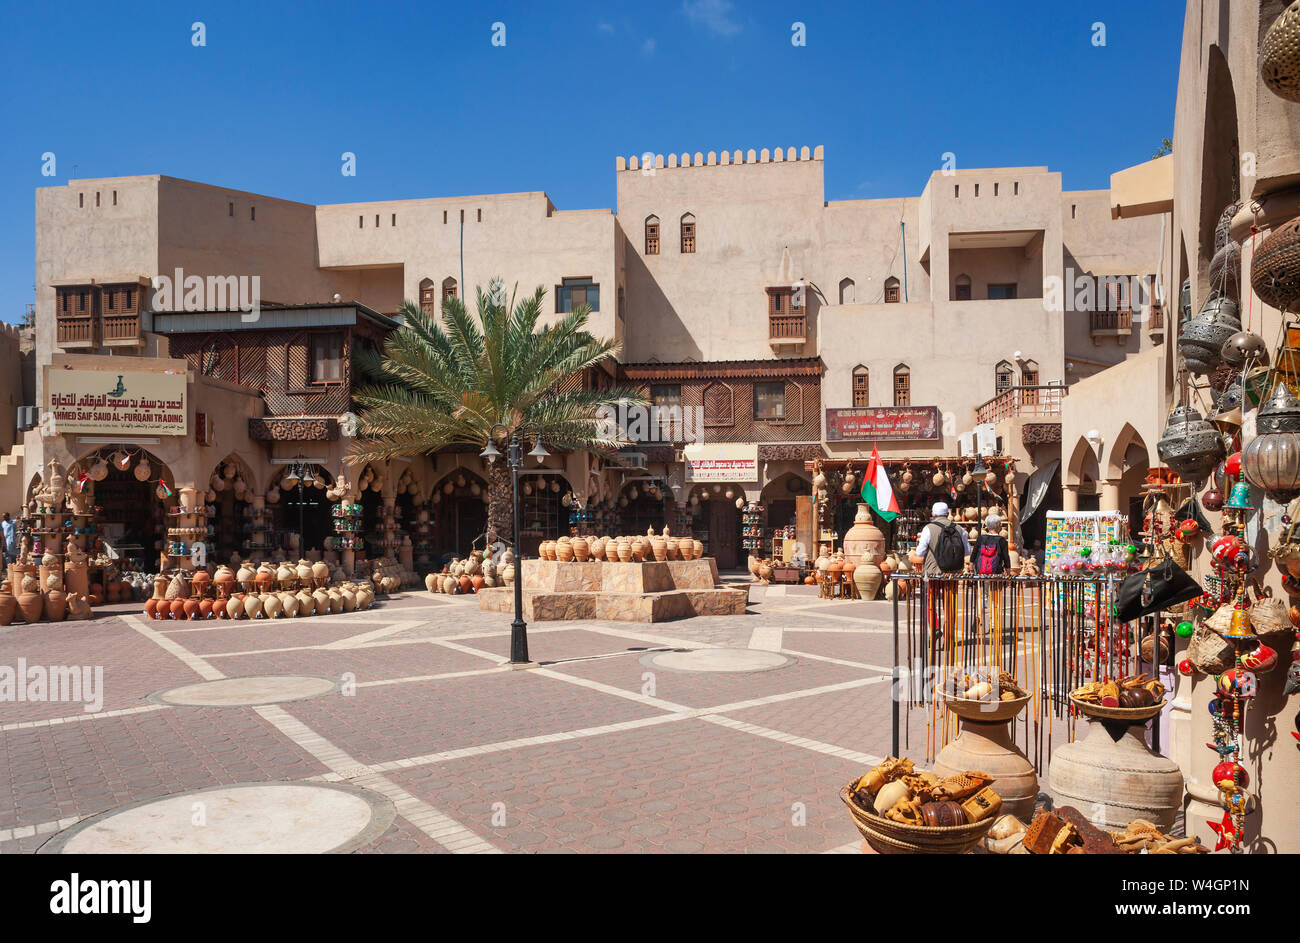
[487,460,513,547]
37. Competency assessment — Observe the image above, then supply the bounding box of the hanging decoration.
[1261,1,1300,104]
[1251,216,1300,312]
[1178,296,1241,375]
[1157,405,1226,485]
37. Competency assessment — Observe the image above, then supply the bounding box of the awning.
[1020,459,1060,521]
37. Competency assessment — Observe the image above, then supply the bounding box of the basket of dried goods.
[841,756,1002,854]
[939,668,1031,723]
[1070,675,1166,722]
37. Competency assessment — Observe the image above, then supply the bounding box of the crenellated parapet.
[616,146,824,171]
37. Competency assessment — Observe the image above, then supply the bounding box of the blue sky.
[0,0,1183,322]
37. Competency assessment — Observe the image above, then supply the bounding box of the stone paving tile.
[780,629,894,666]
[168,621,371,655]
[386,719,864,853]
[210,641,493,681]
[354,815,450,854]
[544,648,872,709]
[280,670,667,767]
[0,707,329,832]
[452,628,674,664]
[0,621,204,723]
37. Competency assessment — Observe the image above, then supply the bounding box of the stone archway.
[429,468,489,561]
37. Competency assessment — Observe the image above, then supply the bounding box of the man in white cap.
[910,501,969,576]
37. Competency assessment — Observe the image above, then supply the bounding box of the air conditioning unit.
[16,405,38,433]
[975,423,998,456]
[616,449,648,469]
[957,432,975,457]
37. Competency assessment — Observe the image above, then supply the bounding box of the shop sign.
[825,406,940,442]
[47,369,187,435]
[683,443,758,482]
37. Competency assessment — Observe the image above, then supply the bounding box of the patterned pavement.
[0,582,962,854]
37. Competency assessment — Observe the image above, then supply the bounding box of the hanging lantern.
[1157,405,1226,484]
[1209,379,1245,432]
[1209,241,1241,301]
[1261,1,1300,103]
[134,458,152,482]
[1224,481,1254,511]
[724,487,734,499]
[1178,296,1241,375]
[282,467,299,488]
[1242,382,1300,499]
[1251,217,1300,312]
[313,477,325,490]
[1221,331,1268,367]
[699,489,710,501]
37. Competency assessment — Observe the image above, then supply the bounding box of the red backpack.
[975,538,1001,575]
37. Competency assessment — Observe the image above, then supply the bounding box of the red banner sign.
[825,406,940,441]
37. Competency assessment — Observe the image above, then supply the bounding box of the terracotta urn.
[501,563,515,585]
[227,596,245,620]
[16,591,43,624]
[758,561,773,583]
[341,589,357,612]
[328,591,343,614]
[263,594,283,619]
[556,537,574,562]
[854,549,883,600]
[589,536,606,561]
[693,538,703,560]
[144,597,160,619]
[616,538,633,563]
[212,597,228,619]
[44,588,67,622]
[312,589,330,615]
[237,563,256,591]
[297,589,316,614]
[297,561,314,586]
[650,534,668,561]
[213,565,235,597]
[243,595,263,619]
[183,598,201,621]
[312,561,331,587]
[631,537,648,562]
[169,599,186,620]
[842,503,886,560]
[192,569,212,596]
[281,593,299,618]
[276,564,295,589]
[1048,716,1183,830]
[665,536,680,560]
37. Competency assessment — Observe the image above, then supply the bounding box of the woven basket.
[1188,623,1235,674]
[1262,1,1300,103]
[1070,695,1166,723]
[839,786,995,854]
[1251,217,1300,312]
[941,693,1031,724]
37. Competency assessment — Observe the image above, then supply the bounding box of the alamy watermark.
[151,267,261,322]
[1,659,104,713]
[596,403,706,445]
[1043,269,1161,317]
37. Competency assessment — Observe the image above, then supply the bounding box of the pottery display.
[853,549,883,600]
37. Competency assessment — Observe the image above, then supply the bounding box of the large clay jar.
[0,583,15,627]
[854,549,883,600]
[199,598,214,620]
[144,597,160,620]
[263,593,282,619]
[1048,717,1184,830]
[16,590,43,624]
[276,564,295,589]
[758,561,773,583]
[692,538,703,560]
[312,589,330,615]
[237,563,256,591]
[169,598,187,621]
[616,538,632,563]
[297,561,314,587]
[590,537,606,561]
[255,566,275,593]
[327,591,343,614]
[842,502,886,561]
[341,589,357,612]
[297,589,316,614]
[571,536,589,562]
[312,561,330,587]
[501,563,515,585]
[44,589,67,622]
[244,595,265,620]
[192,569,212,598]
[934,701,1037,820]
[214,565,235,597]
[281,592,299,618]
[631,537,648,562]
[555,537,574,563]
[165,573,187,600]
[650,534,668,562]
[183,598,201,621]
[226,596,245,620]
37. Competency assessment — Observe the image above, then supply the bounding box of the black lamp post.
[481,422,548,665]
[972,454,988,533]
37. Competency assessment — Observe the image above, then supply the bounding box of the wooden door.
[709,500,738,569]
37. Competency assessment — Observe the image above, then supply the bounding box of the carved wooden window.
[754,381,786,421]
[995,360,1014,395]
[703,382,734,427]
[852,366,869,407]
[680,213,695,254]
[884,276,901,303]
[442,277,458,301]
[645,216,660,255]
[1021,360,1039,406]
[311,333,343,383]
[419,278,436,315]
[893,364,910,407]
[955,274,972,301]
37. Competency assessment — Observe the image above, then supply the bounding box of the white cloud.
[682,0,742,37]
[597,22,614,33]
[642,37,656,55]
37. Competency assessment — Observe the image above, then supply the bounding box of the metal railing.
[975,384,1066,424]
[768,313,806,340]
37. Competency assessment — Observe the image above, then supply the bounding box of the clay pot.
[263,594,282,619]
[458,576,473,594]
[312,590,330,615]
[327,591,343,614]
[616,538,632,563]
[341,589,357,612]
[571,536,589,562]
[169,599,187,620]
[144,598,160,620]
[693,539,703,560]
[244,595,264,619]
[297,562,314,586]
[183,598,201,621]
[67,594,91,620]
[296,590,315,615]
[631,537,648,562]
[214,565,235,596]
[854,551,883,600]
[192,569,212,595]
[842,502,887,560]
[651,535,668,562]
[16,592,43,623]
[501,564,515,585]
[44,589,67,622]
[758,562,773,583]
[425,573,439,593]
[312,561,330,586]
[212,597,228,620]
[227,596,245,619]
[590,537,606,561]
[471,575,486,592]
[281,593,299,618]
[1048,717,1183,830]
[555,538,574,562]
[165,573,187,600]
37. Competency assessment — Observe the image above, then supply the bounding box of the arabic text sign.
[825,406,940,442]
[683,443,758,482]
[47,370,188,435]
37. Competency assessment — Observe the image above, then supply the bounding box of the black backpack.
[930,522,966,573]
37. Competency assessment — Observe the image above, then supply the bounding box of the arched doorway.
[207,453,257,561]
[274,464,334,555]
[686,482,742,569]
[430,469,488,562]
[518,473,571,556]
[760,472,808,549]
[75,446,174,567]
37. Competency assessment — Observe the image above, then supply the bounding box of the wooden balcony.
[1090,308,1132,340]
[975,384,1067,425]
[768,313,806,347]
[56,315,97,348]
[102,313,144,347]
[1146,303,1164,334]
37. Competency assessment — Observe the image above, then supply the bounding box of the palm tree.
[350,279,645,546]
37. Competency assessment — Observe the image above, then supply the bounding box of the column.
[1062,483,1080,512]
[1100,479,1122,511]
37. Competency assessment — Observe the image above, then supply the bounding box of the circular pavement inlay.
[642,648,794,673]
[40,782,395,854]
[150,674,339,707]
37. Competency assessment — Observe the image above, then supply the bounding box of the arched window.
[680,213,695,254]
[645,215,660,255]
[955,273,972,301]
[884,276,901,304]
[995,360,1014,395]
[1021,359,1039,405]
[418,278,436,316]
[442,277,458,301]
[852,365,869,407]
[893,364,910,407]
[839,277,855,305]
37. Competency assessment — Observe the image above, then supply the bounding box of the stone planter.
[1049,716,1183,831]
[934,696,1037,821]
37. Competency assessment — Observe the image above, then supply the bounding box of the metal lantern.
[1221,331,1268,367]
[1242,383,1300,499]
[1178,296,1241,375]
[1261,1,1300,103]
[1210,380,1244,432]
[1157,405,1226,484]
[1209,241,1241,301]
[1251,217,1300,312]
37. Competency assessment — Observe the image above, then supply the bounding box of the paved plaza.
[0,582,966,854]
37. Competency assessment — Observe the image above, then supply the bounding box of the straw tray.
[1069,695,1166,723]
[839,785,995,855]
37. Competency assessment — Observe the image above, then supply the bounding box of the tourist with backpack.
[910,502,970,576]
[970,513,1011,576]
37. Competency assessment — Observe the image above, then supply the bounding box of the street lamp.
[972,454,988,536]
[481,421,545,665]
